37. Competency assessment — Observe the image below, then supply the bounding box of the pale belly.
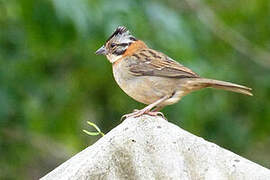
[112,62,184,106]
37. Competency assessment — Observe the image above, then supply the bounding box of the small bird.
[95,26,252,119]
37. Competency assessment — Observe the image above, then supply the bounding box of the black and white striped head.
[95,26,137,63]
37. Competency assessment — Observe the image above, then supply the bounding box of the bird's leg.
[151,106,163,112]
[121,95,169,120]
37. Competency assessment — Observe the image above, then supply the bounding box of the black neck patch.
[113,49,127,56]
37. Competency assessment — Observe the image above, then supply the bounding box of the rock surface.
[41,115,270,180]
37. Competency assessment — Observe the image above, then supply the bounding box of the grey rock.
[41,115,270,180]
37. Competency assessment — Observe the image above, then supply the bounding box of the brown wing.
[127,49,199,78]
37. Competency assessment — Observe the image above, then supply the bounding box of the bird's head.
[95,26,138,63]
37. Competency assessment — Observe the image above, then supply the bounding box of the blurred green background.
[0,0,270,179]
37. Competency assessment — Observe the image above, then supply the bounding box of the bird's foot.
[121,109,165,121]
[121,109,147,121]
[147,111,166,120]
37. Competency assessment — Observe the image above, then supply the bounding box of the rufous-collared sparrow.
[95,26,252,119]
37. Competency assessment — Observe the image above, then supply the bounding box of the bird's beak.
[95,45,107,55]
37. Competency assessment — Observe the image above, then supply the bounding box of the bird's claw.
[147,111,165,118]
[121,109,166,121]
[120,110,145,121]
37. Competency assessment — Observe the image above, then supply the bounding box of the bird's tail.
[185,78,253,96]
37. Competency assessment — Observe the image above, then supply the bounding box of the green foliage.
[0,0,270,179]
[83,121,105,137]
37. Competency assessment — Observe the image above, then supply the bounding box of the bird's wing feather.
[127,49,199,78]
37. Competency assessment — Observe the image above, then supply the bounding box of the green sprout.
[83,121,105,137]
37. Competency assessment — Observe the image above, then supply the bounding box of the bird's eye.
[110,43,116,48]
